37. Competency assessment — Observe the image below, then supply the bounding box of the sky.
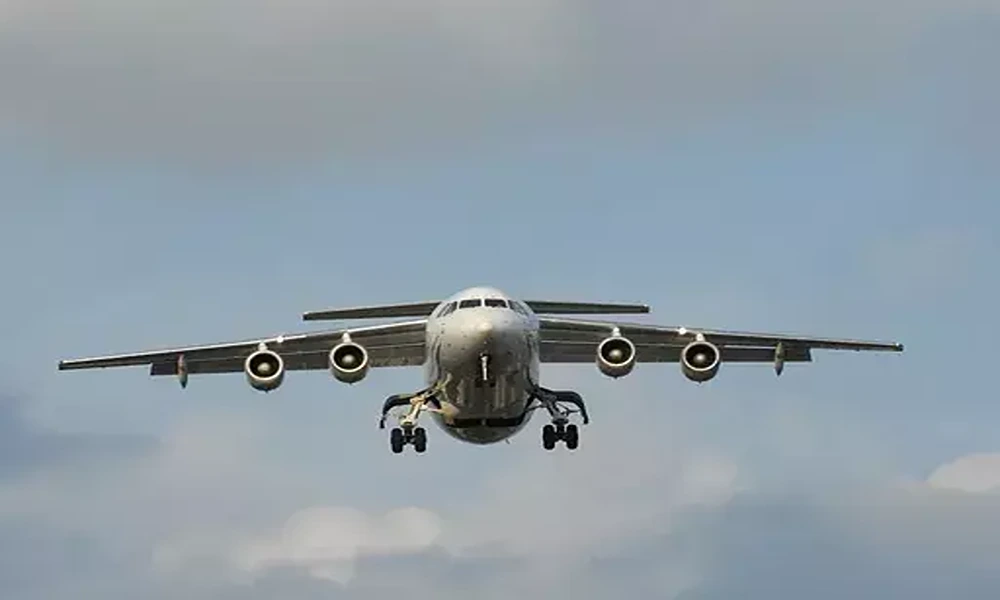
[1,0,1000,597]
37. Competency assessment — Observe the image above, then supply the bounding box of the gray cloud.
[0,392,154,479]
[1,0,996,166]
[3,380,1000,598]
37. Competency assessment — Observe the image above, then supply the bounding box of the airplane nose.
[472,320,494,347]
[439,311,523,370]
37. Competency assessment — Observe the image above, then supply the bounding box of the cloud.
[4,378,1000,598]
[927,453,1000,493]
[0,392,154,479]
[231,506,444,583]
[1,0,996,166]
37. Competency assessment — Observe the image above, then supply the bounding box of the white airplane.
[58,286,903,453]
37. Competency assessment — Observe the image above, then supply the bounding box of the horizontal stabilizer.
[302,299,651,321]
[524,301,650,315]
[302,301,441,321]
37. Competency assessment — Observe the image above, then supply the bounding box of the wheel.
[390,428,405,454]
[413,427,427,453]
[564,423,579,450]
[542,424,557,450]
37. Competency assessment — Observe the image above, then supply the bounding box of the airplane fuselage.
[422,286,541,444]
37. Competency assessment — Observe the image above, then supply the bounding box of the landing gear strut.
[532,387,588,451]
[380,386,441,454]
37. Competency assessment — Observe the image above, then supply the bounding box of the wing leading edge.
[539,317,902,364]
[58,319,427,377]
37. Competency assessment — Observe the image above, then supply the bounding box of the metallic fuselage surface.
[423,287,541,444]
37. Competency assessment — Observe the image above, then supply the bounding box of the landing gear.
[390,425,427,454]
[541,422,579,450]
[533,386,587,451]
[380,385,443,454]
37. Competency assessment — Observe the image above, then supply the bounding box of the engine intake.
[245,348,285,392]
[680,340,721,382]
[596,335,636,378]
[330,341,370,384]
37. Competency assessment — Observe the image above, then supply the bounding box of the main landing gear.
[379,387,442,455]
[532,387,588,452]
[390,424,427,454]
[542,422,579,450]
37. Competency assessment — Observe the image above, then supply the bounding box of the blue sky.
[1,1,999,598]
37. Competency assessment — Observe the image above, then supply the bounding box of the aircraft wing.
[538,317,902,364]
[58,319,427,377]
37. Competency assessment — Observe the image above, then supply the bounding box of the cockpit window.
[510,301,528,315]
[483,298,507,308]
[458,299,482,309]
[438,302,457,317]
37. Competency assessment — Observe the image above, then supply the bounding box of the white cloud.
[232,506,443,583]
[927,453,1000,493]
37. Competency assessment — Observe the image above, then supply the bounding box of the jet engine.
[329,341,370,384]
[680,340,721,382]
[596,335,637,378]
[244,348,285,392]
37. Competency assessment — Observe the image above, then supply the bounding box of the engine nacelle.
[596,335,637,378]
[329,341,370,384]
[680,340,721,382]
[244,348,285,392]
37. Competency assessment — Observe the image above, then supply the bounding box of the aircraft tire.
[390,428,405,454]
[542,424,557,450]
[413,427,427,453]
[564,424,579,450]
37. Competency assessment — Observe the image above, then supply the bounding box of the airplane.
[58,285,904,454]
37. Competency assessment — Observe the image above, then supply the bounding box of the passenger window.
[458,299,481,309]
[483,298,507,308]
